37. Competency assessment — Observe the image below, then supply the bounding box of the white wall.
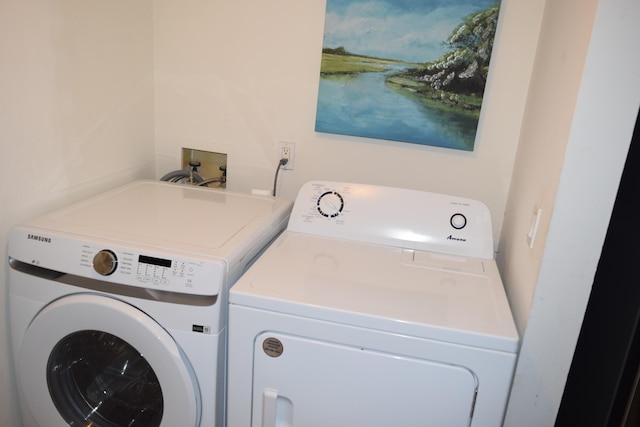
[502,0,640,424]
[153,0,545,248]
[498,0,599,341]
[0,1,155,425]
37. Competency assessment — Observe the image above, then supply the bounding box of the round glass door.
[48,330,163,426]
[17,294,200,427]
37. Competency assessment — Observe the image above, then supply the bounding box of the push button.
[450,213,467,230]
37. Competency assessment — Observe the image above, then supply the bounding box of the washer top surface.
[16,180,292,258]
[9,180,292,297]
[230,181,519,353]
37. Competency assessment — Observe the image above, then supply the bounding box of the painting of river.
[315,0,502,151]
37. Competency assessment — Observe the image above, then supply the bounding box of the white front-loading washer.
[227,181,519,427]
[8,179,292,427]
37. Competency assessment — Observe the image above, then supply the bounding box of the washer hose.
[159,170,204,184]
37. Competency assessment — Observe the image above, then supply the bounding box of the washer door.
[17,294,201,427]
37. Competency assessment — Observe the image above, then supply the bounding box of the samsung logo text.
[28,234,52,243]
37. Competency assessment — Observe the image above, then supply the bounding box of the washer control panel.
[77,244,223,295]
[8,226,224,296]
[287,181,494,259]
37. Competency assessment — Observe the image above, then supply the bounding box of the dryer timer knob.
[93,250,118,276]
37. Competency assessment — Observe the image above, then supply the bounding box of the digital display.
[138,255,172,268]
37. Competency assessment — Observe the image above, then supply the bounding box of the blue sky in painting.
[323,0,499,63]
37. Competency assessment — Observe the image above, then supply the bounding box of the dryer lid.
[230,232,519,353]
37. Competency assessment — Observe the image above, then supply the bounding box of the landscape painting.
[315,0,502,151]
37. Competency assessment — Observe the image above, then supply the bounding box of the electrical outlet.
[278,142,295,170]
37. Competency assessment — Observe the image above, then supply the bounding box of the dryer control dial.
[317,191,344,218]
[93,249,118,276]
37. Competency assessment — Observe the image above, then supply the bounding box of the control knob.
[317,191,344,218]
[93,250,118,276]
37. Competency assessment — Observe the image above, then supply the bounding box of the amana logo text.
[447,235,467,242]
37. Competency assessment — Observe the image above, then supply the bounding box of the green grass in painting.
[320,53,405,75]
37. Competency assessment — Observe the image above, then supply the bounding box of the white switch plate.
[527,205,543,249]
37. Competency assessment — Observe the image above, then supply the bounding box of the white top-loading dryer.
[227,181,519,427]
[8,179,292,427]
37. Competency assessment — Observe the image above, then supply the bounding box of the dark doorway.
[556,109,640,426]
